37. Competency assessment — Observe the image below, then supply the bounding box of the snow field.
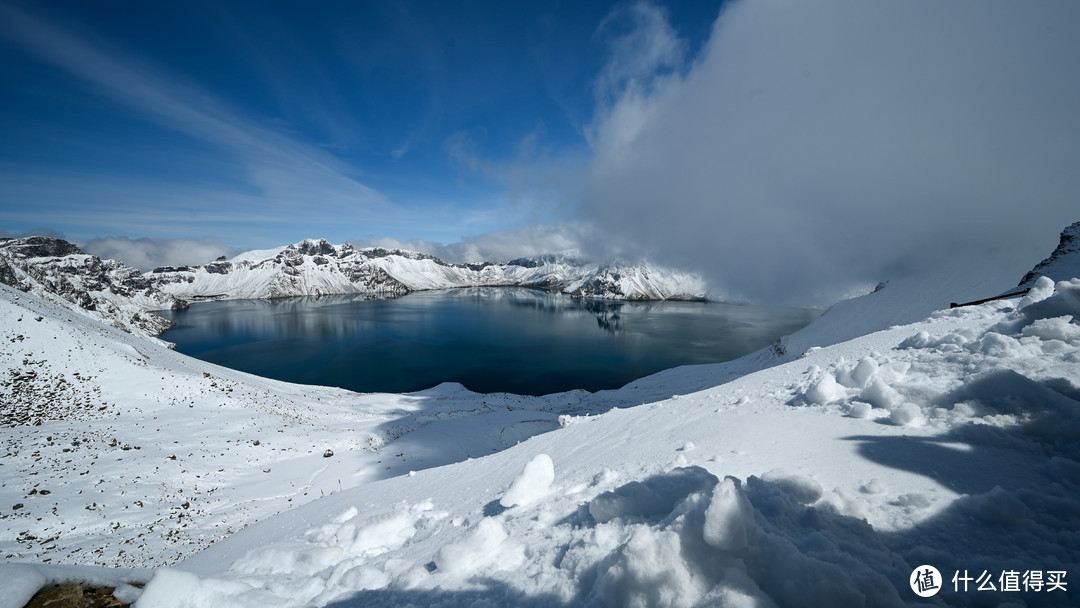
[0,283,595,571]
[119,276,1079,606]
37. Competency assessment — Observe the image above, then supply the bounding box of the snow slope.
[0,282,603,572]
[137,275,1080,608]
[148,238,708,302]
[0,224,1078,607]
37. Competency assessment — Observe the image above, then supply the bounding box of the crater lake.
[157,287,819,395]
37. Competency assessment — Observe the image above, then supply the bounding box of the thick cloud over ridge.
[582,0,1080,304]
[351,222,593,264]
[82,237,237,271]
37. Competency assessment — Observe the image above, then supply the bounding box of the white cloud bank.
[581,0,1080,304]
[82,237,238,271]
[351,222,592,264]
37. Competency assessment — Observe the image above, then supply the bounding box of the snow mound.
[588,466,717,524]
[500,453,555,508]
[434,517,522,576]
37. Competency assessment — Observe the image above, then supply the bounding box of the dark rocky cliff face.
[1019,221,1080,288]
[0,237,187,340]
[0,236,83,259]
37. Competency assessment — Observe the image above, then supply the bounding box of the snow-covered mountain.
[0,223,1078,607]
[0,237,187,344]
[1019,220,1080,289]
[147,238,708,302]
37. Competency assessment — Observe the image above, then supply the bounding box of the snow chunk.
[849,357,879,388]
[805,372,846,405]
[134,568,259,608]
[331,510,417,558]
[703,477,758,552]
[898,330,930,349]
[846,401,872,419]
[972,331,1023,357]
[993,278,1080,335]
[888,403,922,426]
[433,517,513,576]
[1021,315,1080,343]
[500,453,555,508]
[1020,275,1056,305]
[593,526,707,608]
[859,379,901,410]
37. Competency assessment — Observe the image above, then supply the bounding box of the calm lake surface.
[158,288,819,395]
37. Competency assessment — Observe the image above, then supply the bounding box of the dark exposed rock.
[23,584,130,608]
[204,261,232,274]
[0,236,83,259]
[293,238,336,257]
[1019,220,1080,287]
[507,253,585,268]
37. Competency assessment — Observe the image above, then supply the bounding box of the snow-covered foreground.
[117,277,1078,607]
[4,273,1078,606]
[1,223,1078,606]
[0,280,602,566]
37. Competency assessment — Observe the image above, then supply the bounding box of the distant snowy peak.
[0,237,186,343]
[1019,220,1080,288]
[565,262,708,301]
[150,239,412,301]
[148,238,707,302]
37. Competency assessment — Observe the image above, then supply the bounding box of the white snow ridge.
[0,223,1079,607]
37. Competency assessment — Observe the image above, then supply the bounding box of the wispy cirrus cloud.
[0,1,390,236]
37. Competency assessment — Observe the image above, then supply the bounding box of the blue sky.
[2,0,1078,304]
[0,0,720,255]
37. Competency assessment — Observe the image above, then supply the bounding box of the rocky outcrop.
[1019,221,1080,288]
[0,237,187,341]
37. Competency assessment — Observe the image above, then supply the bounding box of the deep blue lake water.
[157,288,819,395]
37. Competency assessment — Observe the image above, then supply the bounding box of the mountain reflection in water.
[158,288,818,395]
